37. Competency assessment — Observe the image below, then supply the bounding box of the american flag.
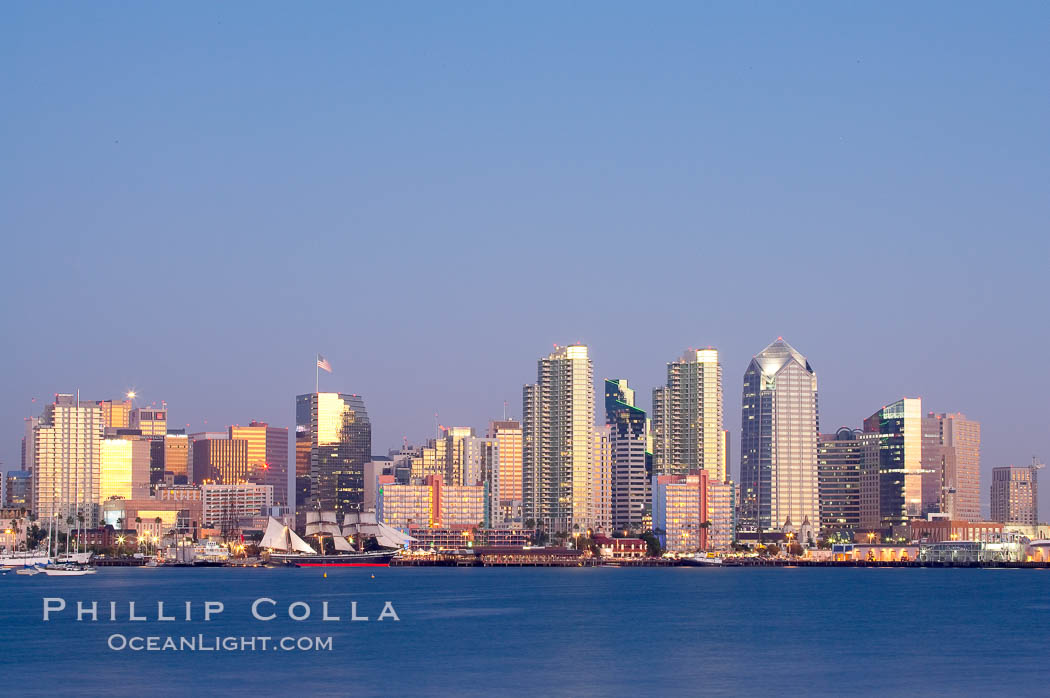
[317,354,332,373]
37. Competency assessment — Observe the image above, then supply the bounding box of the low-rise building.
[201,483,273,528]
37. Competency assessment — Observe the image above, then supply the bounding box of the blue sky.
[2,3,1048,514]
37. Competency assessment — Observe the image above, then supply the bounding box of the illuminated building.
[592,425,613,533]
[522,344,595,532]
[706,477,735,549]
[191,436,249,484]
[818,428,878,536]
[652,471,709,552]
[377,476,485,530]
[200,483,274,528]
[100,437,151,502]
[295,392,371,519]
[652,349,725,480]
[990,464,1040,525]
[97,399,131,429]
[921,413,981,521]
[229,421,289,505]
[5,470,31,508]
[409,441,446,481]
[378,483,434,530]
[33,395,103,529]
[605,379,648,531]
[102,497,202,539]
[863,398,923,533]
[488,420,523,506]
[739,339,820,534]
[130,407,166,436]
[163,432,189,482]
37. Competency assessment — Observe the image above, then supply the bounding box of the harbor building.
[990,462,1040,525]
[652,471,709,553]
[201,482,274,528]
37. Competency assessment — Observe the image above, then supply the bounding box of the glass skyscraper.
[295,392,371,521]
[863,397,923,533]
[739,338,819,534]
[605,379,649,531]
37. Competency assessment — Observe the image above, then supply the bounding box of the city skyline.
[2,4,1047,516]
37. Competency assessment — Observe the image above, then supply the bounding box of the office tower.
[522,344,595,533]
[593,425,613,533]
[32,395,104,529]
[652,471,709,552]
[652,349,725,480]
[230,421,290,506]
[818,428,879,536]
[606,379,649,531]
[921,413,981,521]
[863,398,923,532]
[295,392,371,518]
[100,437,151,502]
[488,420,523,507]
[5,470,31,508]
[130,406,167,436]
[739,338,819,534]
[97,399,131,429]
[191,436,249,484]
[990,463,1040,525]
[440,426,476,485]
[163,431,190,483]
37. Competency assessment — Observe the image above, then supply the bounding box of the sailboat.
[261,514,400,567]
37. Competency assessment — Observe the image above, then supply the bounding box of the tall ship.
[261,512,412,567]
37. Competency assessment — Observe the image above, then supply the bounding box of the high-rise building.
[921,413,981,521]
[606,379,649,531]
[522,344,595,533]
[739,339,819,534]
[191,436,249,485]
[100,437,151,502]
[5,470,31,508]
[592,425,613,533]
[652,349,724,480]
[130,407,167,436]
[163,432,190,483]
[295,393,371,519]
[97,399,131,429]
[652,471,709,552]
[488,420,523,506]
[863,398,924,533]
[229,421,290,506]
[33,395,104,529]
[706,477,735,550]
[990,463,1040,525]
[818,428,879,536]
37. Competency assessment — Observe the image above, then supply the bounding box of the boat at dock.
[261,513,408,567]
[41,563,97,576]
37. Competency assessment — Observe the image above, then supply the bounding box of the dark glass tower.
[605,379,650,531]
[295,393,371,523]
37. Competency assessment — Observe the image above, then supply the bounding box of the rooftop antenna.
[503,401,508,421]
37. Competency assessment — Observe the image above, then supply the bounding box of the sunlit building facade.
[921,412,980,521]
[100,437,151,502]
[97,399,131,429]
[488,420,523,505]
[593,425,613,533]
[739,339,819,534]
[130,407,167,437]
[652,349,725,481]
[707,477,735,550]
[522,344,595,532]
[652,471,709,553]
[230,421,289,506]
[200,483,273,528]
[295,392,371,519]
[990,464,1039,525]
[863,398,924,533]
[33,395,104,530]
[191,436,249,485]
[163,432,189,482]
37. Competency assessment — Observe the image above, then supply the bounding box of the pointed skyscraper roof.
[754,337,812,376]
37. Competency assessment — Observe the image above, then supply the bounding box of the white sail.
[321,511,338,523]
[288,528,317,554]
[260,518,290,551]
[306,511,321,524]
[332,535,356,552]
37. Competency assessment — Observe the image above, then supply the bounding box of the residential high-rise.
[863,398,924,533]
[295,392,371,519]
[921,413,981,521]
[33,395,104,529]
[652,349,725,480]
[818,428,879,536]
[592,425,613,533]
[488,420,523,506]
[739,339,819,534]
[990,463,1040,525]
[522,344,595,533]
[652,471,709,553]
[606,379,649,531]
[230,421,290,506]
